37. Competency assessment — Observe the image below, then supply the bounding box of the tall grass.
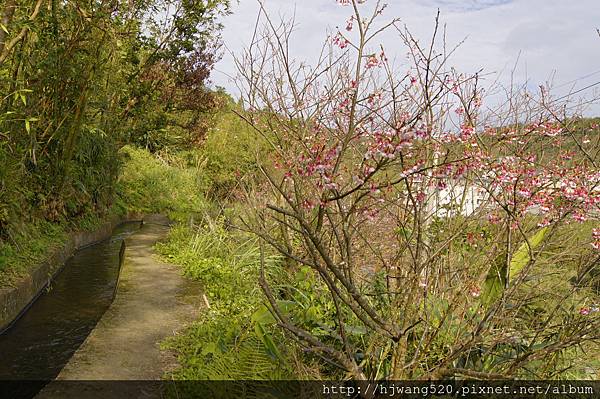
[0,220,67,286]
[156,220,299,390]
[115,146,208,221]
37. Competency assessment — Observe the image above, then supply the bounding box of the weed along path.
[37,215,203,398]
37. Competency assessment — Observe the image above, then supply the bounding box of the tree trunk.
[391,335,409,379]
[0,0,17,55]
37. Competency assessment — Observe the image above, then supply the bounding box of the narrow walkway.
[38,215,203,398]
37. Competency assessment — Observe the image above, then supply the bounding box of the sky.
[212,0,600,115]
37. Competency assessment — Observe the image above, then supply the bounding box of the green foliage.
[0,219,67,286]
[509,228,548,275]
[58,126,120,218]
[156,221,298,384]
[0,124,119,284]
[115,146,206,221]
[0,143,25,240]
[481,228,548,308]
[0,0,229,250]
[0,0,232,287]
[201,103,271,198]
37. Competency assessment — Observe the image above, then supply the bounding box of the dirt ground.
[37,215,203,399]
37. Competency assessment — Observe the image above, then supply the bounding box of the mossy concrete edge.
[0,212,144,333]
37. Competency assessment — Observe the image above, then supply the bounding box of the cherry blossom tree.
[236,0,600,381]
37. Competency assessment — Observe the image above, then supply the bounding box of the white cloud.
[213,0,600,115]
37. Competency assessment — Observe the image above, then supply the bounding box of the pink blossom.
[579,307,591,316]
[301,199,315,210]
[379,50,388,63]
[333,33,349,49]
[353,176,364,185]
[469,286,481,298]
[488,214,501,224]
[537,219,551,228]
[365,54,380,69]
[346,16,353,31]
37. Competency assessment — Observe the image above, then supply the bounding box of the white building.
[430,179,491,218]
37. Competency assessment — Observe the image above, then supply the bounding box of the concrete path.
[37,215,203,398]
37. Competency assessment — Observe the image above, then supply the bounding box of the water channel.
[0,222,141,398]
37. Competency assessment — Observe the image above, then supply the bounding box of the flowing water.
[0,222,141,397]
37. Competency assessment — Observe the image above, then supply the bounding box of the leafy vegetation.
[1,0,600,388]
[0,219,66,286]
[199,105,271,198]
[115,146,207,222]
[0,0,228,283]
[155,221,309,399]
[229,0,600,382]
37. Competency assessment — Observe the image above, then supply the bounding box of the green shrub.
[116,146,207,221]
[0,126,117,285]
[201,106,270,199]
[0,144,27,242]
[156,221,297,383]
[0,220,67,286]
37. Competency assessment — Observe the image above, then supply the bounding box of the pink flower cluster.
[531,122,563,137]
[333,33,350,49]
[483,155,600,224]
[363,128,414,161]
[346,16,354,31]
[365,51,386,69]
[275,10,600,250]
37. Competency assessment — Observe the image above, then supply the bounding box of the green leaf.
[252,305,276,325]
[201,342,219,356]
[509,227,547,278]
[481,256,505,308]
[0,24,8,34]
[254,322,284,362]
[480,227,548,308]
[251,300,298,325]
[344,325,367,336]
